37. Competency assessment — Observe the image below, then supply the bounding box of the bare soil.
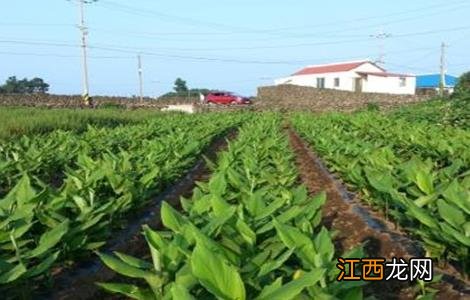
[287,127,468,300]
[39,129,238,300]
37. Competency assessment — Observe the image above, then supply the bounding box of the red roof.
[357,71,414,77]
[293,61,379,76]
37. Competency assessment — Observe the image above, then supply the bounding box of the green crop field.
[0,100,468,299]
[0,107,164,139]
[292,111,469,265]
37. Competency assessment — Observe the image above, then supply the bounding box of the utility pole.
[370,29,391,65]
[78,0,90,104]
[137,54,144,102]
[439,42,447,97]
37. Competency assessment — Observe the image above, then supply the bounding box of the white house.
[274,60,416,95]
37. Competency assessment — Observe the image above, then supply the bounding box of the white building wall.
[274,71,356,92]
[362,75,416,95]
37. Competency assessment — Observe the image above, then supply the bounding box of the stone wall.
[0,94,202,108]
[256,84,432,112]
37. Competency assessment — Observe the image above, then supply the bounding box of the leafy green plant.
[97,114,365,299]
[0,113,246,294]
[292,111,470,276]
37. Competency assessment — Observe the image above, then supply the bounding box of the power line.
[83,24,470,52]
[89,45,309,65]
[0,22,74,27]
[385,62,436,73]
[0,50,129,59]
[97,0,263,34]
[0,39,315,64]
[251,0,469,33]
[95,0,469,39]
[2,1,467,44]
[1,24,469,65]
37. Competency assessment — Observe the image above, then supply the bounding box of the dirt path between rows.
[40,128,238,300]
[287,126,467,300]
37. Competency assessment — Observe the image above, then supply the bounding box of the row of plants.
[389,97,469,130]
[292,112,470,276]
[98,114,366,300]
[0,113,245,295]
[0,107,163,140]
[0,113,237,196]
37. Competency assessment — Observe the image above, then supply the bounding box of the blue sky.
[1,0,469,97]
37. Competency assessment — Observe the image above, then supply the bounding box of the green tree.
[27,77,49,93]
[0,76,49,94]
[453,71,470,97]
[173,78,188,93]
[2,76,21,93]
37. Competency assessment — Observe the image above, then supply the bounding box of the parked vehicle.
[205,91,251,105]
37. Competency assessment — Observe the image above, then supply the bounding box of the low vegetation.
[98,114,365,299]
[0,98,468,298]
[0,107,162,139]
[292,110,470,275]
[0,113,244,296]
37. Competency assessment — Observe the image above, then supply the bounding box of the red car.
[205,91,251,105]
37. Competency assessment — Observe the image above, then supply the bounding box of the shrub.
[366,102,380,111]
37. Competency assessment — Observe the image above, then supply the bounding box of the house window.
[399,77,406,87]
[316,77,325,89]
[334,78,340,87]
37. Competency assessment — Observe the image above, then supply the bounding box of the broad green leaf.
[414,194,437,208]
[14,174,37,205]
[255,197,286,221]
[442,180,470,214]
[339,287,363,300]
[440,223,470,247]
[436,199,466,229]
[191,241,245,300]
[0,174,36,211]
[171,284,195,300]
[273,218,316,268]
[244,189,267,217]
[143,226,164,272]
[175,263,197,289]
[254,269,325,300]
[0,204,35,229]
[72,195,89,214]
[209,195,232,218]
[365,168,395,194]
[273,218,315,252]
[256,277,283,298]
[140,168,160,188]
[161,201,188,233]
[415,171,434,195]
[0,263,27,284]
[203,205,236,236]
[25,251,60,278]
[114,251,153,269]
[28,220,69,258]
[96,282,155,300]
[258,248,295,277]
[314,227,334,262]
[404,199,439,230]
[464,222,470,238]
[208,173,227,196]
[235,218,256,246]
[257,206,303,234]
[97,252,156,279]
